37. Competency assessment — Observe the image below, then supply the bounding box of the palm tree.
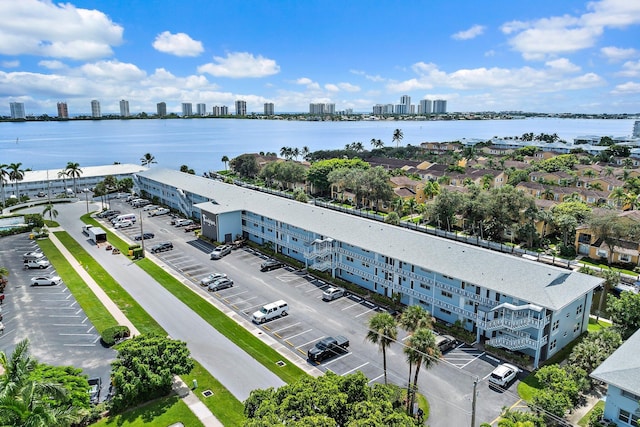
[392,128,404,148]
[0,340,75,426]
[42,204,58,221]
[140,153,157,167]
[301,146,310,161]
[64,162,82,194]
[0,164,8,206]
[404,328,439,413]
[399,306,433,407]
[221,155,229,171]
[610,187,625,208]
[370,138,384,149]
[57,170,68,194]
[366,312,397,385]
[7,163,24,199]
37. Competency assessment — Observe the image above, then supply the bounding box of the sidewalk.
[48,230,223,427]
[566,386,604,426]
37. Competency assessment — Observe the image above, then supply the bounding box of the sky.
[1,0,640,116]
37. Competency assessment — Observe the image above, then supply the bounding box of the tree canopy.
[307,158,370,196]
[244,371,419,427]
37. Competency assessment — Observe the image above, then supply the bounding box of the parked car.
[142,204,159,211]
[207,278,234,291]
[200,272,228,286]
[210,245,232,259]
[174,218,193,227]
[184,224,201,232]
[488,363,521,389]
[150,208,170,217]
[114,220,133,229]
[23,251,45,261]
[150,242,173,253]
[88,377,102,404]
[435,334,457,353]
[24,259,50,269]
[133,232,155,241]
[97,209,119,218]
[260,259,284,272]
[322,287,346,301]
[30,274,62,286]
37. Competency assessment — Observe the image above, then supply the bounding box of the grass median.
[48,230,247,426]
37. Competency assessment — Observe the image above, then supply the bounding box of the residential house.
[590,328,640,427]
[575,210,640,265]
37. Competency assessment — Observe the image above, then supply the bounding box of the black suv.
[260,259,284,272]
[150,242,173,253]
[134,232,155,241]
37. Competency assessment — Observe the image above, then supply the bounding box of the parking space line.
[224,290,248,298]
[368,374,385,384]
[52,324,86,326]
[342,361,367,374]
[271,322,301,335]
[63,343,96,347]
[48,314,81,317]
[355,307,376,318]
[341,301,361,310]
[280,328,312,341]
[59,333,97,336]
[297,337,323,349]
[460,352,485,369]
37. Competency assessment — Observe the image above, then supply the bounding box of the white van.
[111,213,137,224]
[252,300,288,324]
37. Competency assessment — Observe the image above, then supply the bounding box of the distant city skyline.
[1,1,639,115]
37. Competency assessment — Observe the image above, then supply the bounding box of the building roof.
[20,164,147,183]
[591,328,640,395]
[140,168,603,311]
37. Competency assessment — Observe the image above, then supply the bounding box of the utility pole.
[139,209,145,257]
[471,377,478,427]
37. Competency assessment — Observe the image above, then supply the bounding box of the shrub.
[101,325,130,347]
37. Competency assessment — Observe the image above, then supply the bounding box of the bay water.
[0,117,636,175]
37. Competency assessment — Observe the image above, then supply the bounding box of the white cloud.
[600,46,637,61]
[80,60,146,81]
[0,0,123,60]
[545,58,581,73]
[198,52,280,78]
[152,31,204,57]
[452,25,486,40]
[296,77,314,85]
[501,0,640,60]
[611,81,640,94]
[338,82,360,92]
[38,60,66,70]
[1,60,19,68]
[484,50,496,57]
[350,69,385,82]
[324,83,339,92]
[616,60,640,77]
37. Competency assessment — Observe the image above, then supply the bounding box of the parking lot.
[100,199,523,425]
[0,234,116,403]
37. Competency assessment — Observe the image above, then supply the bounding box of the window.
[549,340,557,351]
[441,290,453,298]
[620,254,631,263]
[573,323,580,333]
[576,305,583,316]
[420,283,431,291]
[622,390,640,401]
[345,256,354,262]
[618,409,639,426]
[440,308,452,315]
[361,262,369,268]
[552,320,559,332]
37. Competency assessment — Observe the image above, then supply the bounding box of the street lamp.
[138,208,145,257]
[83,188,90,213]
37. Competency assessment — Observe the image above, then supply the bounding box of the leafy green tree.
[607,291,640,339]
[179,165,195,174]
[31,364,90,410]
[42,204,58,221]
[366,313,398,385]
[110,334,194,412]
[534,364,586,406]
[384,211,400,225]
[568,328,622,374]
[64,162,83,194]
[230,154,260,179]
[140,152,157,167]
[425,189,464,231]
[307,158,370,196]
[532,389,572,418]
[404,328,439,414]
[392,129,403,148]
[7,162,24,198]
[244,371,416,427]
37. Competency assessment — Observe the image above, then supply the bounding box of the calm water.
[0,118,636,174]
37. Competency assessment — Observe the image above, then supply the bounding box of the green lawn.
[91,395,203,427]
[588,317,612,333]
[579,258,637,276]
[577,400,604,427]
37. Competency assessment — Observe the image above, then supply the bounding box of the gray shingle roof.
[141,168,602,310]
[591,328,640,395]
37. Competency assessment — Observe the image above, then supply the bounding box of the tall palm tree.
[398,306,433,407]
[301,146,310,161]
[392,128,404,148]
[42,204,58,221]
[7,163,24,199]
[221,155,229,171]
[371,138,384,149]
[64,162,82,194]
[610,187,626,208]
[0,163,8,206]
[366,312,397,385]
[140,153,157,167]
[57,170,68,194]
[404,328,439,413]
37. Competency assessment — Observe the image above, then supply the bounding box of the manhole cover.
[202,390,214,398]
[276,360,286,367]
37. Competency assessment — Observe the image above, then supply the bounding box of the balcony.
[488,334,547,351]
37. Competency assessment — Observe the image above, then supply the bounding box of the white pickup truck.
[24,258,50,269]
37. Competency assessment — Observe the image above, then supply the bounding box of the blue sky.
[1,0,639,115]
